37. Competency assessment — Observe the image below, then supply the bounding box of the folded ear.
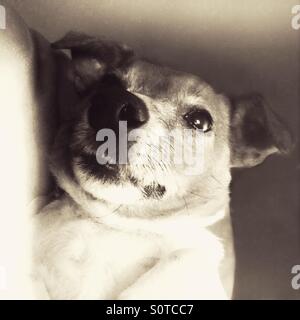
[52,31,134,92]
[229,93,294,168]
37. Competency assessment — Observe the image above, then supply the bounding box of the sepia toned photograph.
[0,0,299,302]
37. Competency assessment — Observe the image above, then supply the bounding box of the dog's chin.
[72,160,168,206]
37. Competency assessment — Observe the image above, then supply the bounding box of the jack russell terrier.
[33,32,293,300]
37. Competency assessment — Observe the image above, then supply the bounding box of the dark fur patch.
[242,104,273,150]
[230,93,293,167]
[52,31,135,92]
[143,184,166,199]
[74,152,120,182]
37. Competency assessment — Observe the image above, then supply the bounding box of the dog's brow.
[125,61,207,102]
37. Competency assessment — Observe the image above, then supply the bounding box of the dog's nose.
[88,87,149,131]
[118,101,149,128]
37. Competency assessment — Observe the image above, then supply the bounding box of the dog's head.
[51,32,293,215]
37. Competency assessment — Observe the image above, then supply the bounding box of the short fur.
[33,32,293,300]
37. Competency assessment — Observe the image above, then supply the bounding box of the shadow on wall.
[8,0,300,299]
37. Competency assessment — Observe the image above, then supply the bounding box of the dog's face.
[52,32,293,214]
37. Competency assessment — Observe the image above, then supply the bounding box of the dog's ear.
[52,31,134,92]
[229,93,294,167]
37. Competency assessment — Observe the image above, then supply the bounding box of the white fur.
[34,194,228,300]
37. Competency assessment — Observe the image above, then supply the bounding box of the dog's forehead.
[122,59,227,113]
[124,60,205,95]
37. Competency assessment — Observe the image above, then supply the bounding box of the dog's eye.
[183,109,213,132]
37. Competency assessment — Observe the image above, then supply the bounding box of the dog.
[32,31,293,300]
